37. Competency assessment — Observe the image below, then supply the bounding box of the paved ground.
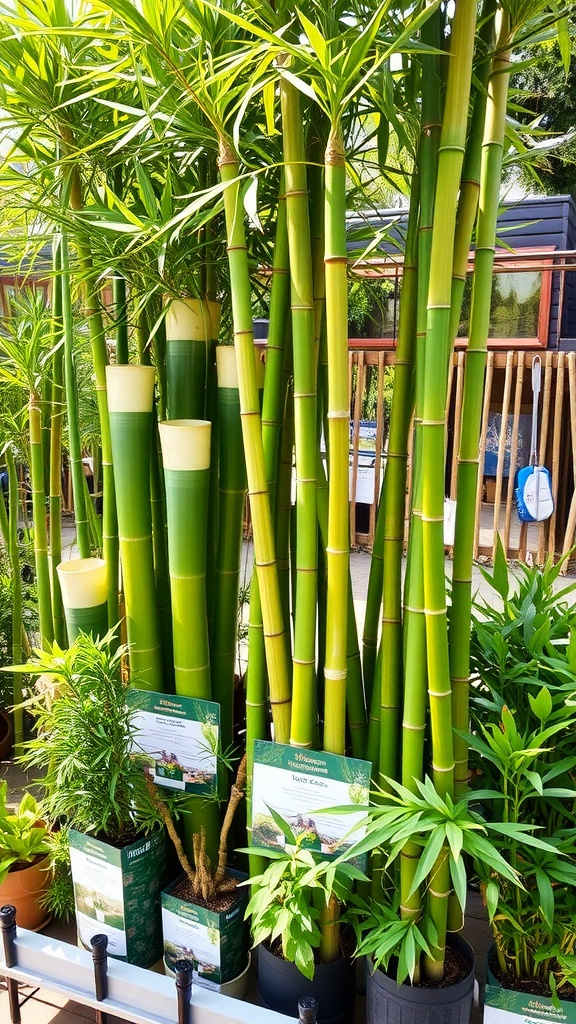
[1,523,572,1023]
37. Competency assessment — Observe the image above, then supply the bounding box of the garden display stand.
[0,906,294,1024]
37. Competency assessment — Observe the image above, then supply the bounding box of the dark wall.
[347,195,576,349]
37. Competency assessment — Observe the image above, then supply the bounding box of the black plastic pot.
[366,934,475,1024]
[257,941,355,1024]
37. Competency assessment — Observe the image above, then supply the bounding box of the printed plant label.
[69,828,166,968]
[484,985,576,1024]
[129,690,219,795]
[251,740,371,860]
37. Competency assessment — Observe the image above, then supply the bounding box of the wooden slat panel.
[548,351,565,557]
[537,350,553,563]
[475,351,494,559]
[492,350,514,561]
[503,354,524,554]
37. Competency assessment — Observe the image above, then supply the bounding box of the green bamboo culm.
[106,365,164,691]
[323,124,349,756]
[211,347,248,753]
[420,0,478,980]
[49,238,66,646]
[281,79,318,751]
[219,136,292,744]
[61,232,90,561]
[4,450,23,752]
[29,379,53,649]
[56,558,108,642]
[450,7,512,797]
[159,419,212,701]
[165,298,217,420]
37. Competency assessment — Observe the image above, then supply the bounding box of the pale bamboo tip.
[57,557,107,609]
[106,364,155,412]
[165,297,221,341]
[159,419,211,471]
[216,345,238,388]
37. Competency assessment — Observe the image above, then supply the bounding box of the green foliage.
[336,775,526,984]
[243,808,365,980]
[0,780,49,885]
[15,633,169,842]
[39,825,75,923]
[469,547,576,990]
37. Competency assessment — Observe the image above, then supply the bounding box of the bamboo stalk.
[165,298,217,420]
[323,123,350,756]
[474,352,494,558]
[6,450,23,753]
[49,239,66,646]
[212,348,247,752]
[281,80,318,751]
[61,232,90,560]
[450,8,511,819]
[218,137,292,744]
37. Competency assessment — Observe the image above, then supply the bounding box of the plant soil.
[171,873,241,913]
[488,950,576,1002]
[383,946,471,989]
[268,930,355,966]
[9,853,46,873]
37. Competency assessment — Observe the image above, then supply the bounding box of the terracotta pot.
[0,853,51,930]
[0,709,13,760]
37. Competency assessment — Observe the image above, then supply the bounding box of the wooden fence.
[348,349,576,564]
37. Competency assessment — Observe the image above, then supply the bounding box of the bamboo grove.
[0,0,569,983]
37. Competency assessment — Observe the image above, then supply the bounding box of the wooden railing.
[348,349,576,565]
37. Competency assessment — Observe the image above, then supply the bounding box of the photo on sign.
[251,741,370,861]
[129,691,219,795]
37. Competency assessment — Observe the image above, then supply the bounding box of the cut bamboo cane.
[159,419,212,701]
[165,298,220,420]
[57,558,108,642]
[107,364,163,691]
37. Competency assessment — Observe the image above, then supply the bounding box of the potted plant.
[243,808,365,1023]
[468,548,576,1019]
[14,632,169,967]
[336,776,526,1024]
[146,754,252,997]
[0,780,51,930]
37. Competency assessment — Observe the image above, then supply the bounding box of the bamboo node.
[431,761,454,772]
[324,255,348,264]
[227,244,248,253]
[402,722,426,732]
[327,409,350,419]
[421,515,445,524]
[420,419,445,426]
[324,668,347,681]
[403,605,424,614]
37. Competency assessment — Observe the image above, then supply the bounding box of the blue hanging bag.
[515,356,554,523]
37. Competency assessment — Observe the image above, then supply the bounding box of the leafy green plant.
[0,780,50,884]
[243,808,365,980]
[39,825,75,924]
[13,632,168,842]
[336,776,530,985]
[467,703,576,993]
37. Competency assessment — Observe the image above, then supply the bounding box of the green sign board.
[251,740,371,860]
[485,985,576,1024]
[129,690,219,796]
[69,827,166,968]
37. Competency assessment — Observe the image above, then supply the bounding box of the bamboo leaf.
[296,8,326,67]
